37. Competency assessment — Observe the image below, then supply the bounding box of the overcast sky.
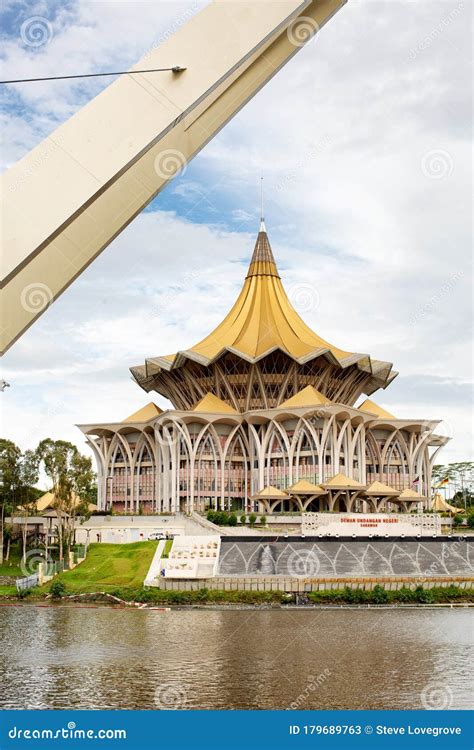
[1,0,472,468]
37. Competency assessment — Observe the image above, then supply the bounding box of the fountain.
[258,545,276,575]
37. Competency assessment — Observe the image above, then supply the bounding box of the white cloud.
[1,0,472,467]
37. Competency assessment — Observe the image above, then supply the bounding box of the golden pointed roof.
[364,480,400,496]
[252,485,289,499]
[35,490,95,512]
[192,392,239,414]
[288,479,327,495]
[280,385,332,409]
[358,398,396,420]
[432,493,460,513]
[132,222,395,380]
[398,488,424,500]
[123,403,162,423]
[323,473,366,489]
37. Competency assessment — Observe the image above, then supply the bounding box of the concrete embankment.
[159,535,473,591]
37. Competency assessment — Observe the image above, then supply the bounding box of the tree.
[0,439,21,564]
[18,450,40,562]
[432,462,474,507]
[36,439,95,561]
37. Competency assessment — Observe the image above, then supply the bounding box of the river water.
[0,606,472,710]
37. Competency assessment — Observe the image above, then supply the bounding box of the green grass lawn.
[0,549,23,577]
[162,539,173,558]
[52,542,158,593]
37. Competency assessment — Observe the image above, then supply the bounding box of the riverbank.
[1,583,473,606]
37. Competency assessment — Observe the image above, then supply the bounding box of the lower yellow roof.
[358,399,396,420]
[280,385,332,410]
[123,403,162,423]
[192,393,239,414]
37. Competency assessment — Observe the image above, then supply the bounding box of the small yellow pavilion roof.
[123,403,162,423]
[358,398,396,420]
[253,485,289,499]
[288,479,327,495]
[323,473,366,489]
[280,385,332,410]
[36,490,96,512]
[365,481,400,496]
[432,492,461,513]
[398,488,424,500]
[192,392,239,414]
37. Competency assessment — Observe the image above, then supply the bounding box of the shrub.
[248,512,257,527]
[228,513,238,527]
[259,514,267,526]
[467,511,474,529]
[240,513,246,525]
[453,514,464,527]
[372,585,389,604]
[215,511,229,526]
[206,510,216,523]
[50,580,67,599]
[396,586,415,603]
[414,585,434,604]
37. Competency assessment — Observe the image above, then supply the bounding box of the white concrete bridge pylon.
[0,0,347,354]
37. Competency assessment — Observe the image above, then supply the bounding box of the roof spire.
[260,176,266,232]
[247,180,279,278]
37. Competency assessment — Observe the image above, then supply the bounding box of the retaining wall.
[158,576,474,592]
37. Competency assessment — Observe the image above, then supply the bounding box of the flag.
[435,477,449,488]
[412,476,420,486]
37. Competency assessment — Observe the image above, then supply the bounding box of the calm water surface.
[0,606,472,710]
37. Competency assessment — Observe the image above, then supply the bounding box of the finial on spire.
[259,176,266,233]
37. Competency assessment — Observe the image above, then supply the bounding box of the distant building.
[78,220,448,513]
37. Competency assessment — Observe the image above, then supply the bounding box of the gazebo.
[287,480,328,512]
[321,473,367,513]
[364,481,401,513]
[251,486,290,513]
[393,488,425,513]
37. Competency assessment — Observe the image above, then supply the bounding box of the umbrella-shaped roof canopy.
[192,392,239,414]
[251,485,289,500]
[364,481,400,497]
[322,473,366,490]
[288,479,327,495]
